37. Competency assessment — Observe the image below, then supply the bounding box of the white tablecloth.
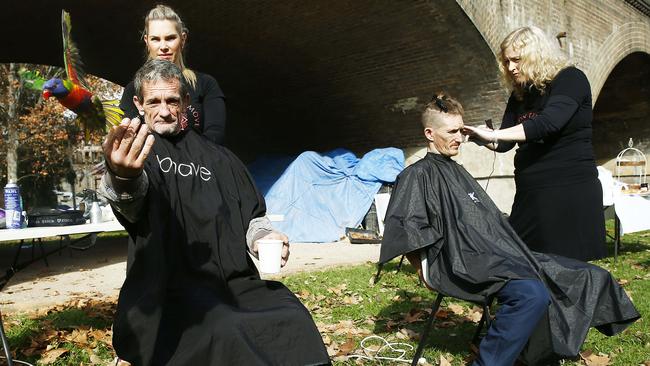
[598,167,650,234]
[0,220,125,242]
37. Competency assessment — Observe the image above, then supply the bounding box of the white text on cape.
[156,154,212,182]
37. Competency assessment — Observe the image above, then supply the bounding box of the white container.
[90,202,102,223]
[257,239,283,274]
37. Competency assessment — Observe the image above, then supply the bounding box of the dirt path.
[0,235,380,313]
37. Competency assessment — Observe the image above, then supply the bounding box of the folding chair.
[410,252,493,366]
[373,256,405,284]
[0,310,14,366]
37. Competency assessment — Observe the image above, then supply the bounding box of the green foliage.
[1,63,122,209]
[17,68,47,91]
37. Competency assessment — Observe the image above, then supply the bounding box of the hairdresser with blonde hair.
[120,5,226,145]
[464,26,606,261]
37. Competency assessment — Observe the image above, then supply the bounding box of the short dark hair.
[421,92,464,129]
[133,59,189,101]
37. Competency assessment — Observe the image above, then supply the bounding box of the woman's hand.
[463,125,497,146]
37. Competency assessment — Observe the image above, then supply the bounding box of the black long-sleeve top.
[496,67,598,190]
[120,72,227,145]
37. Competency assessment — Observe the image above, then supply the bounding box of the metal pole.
[0,311,14,366]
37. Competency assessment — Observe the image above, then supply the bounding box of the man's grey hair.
[133,59,189,101]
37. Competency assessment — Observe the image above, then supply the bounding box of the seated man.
[379,93,639,366]
[99,59,330,366]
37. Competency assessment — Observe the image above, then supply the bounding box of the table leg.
[38,238,49,267]
[10,241,24,273]
[0,311,14,366]
[614,215,621,264]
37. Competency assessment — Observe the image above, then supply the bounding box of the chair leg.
[471,299,494,346]
[396,255,405,273]
[411,293,444,366]
[0,311,14,366]
[373,263,384,284]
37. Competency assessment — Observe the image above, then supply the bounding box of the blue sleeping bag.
[249,148,404,242]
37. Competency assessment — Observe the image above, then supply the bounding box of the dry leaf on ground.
[466,307,483,323]
[322,334,332,345]
[397,328,420,340]
[404,308,425,323]
[439,354,452,366]
[327,284,347,296]
[580,350,611,366]
[337,339,356,356]
[326,341,339,357]
[89,353,104,364]
[447,303,465,316]
[385,319,399,331]
[39,348,69,365]
[434,309,449,319]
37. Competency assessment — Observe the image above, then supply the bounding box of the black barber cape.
[379,153,639,365]
[111,129,329,366]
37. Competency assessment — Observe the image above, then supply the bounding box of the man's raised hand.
[103,117,155,178]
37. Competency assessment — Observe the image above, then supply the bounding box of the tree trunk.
[6,63,21,183]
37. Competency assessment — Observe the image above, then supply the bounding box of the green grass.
[2,225,649,365]
[3,303,116,365]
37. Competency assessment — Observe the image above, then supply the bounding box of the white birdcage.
[615,138,648,194]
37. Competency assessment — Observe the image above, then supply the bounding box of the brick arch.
[588,22,650,102]
[455,0,559,57]
[454,0,504,55]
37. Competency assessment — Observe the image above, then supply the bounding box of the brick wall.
[186,0,508,159]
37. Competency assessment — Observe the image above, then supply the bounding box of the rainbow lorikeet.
[42,10,123,139]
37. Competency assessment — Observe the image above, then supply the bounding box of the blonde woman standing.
[120,5,227,145]
[464,26,606,261]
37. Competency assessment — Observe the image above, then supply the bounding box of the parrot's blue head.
[42,78,70,99]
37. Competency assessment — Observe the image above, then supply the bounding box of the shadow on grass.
[0,234,128,290]
[371,261,479,357]
[605,240,649,257]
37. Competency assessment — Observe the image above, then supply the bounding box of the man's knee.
[519,280,550,312]
[504,280,550,312]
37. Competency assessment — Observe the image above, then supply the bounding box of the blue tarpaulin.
[249,148,404,243]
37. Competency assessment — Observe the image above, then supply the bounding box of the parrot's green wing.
[18,68,47,91]
[61,9,90,90]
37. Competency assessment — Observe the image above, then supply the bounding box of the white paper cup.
[257,239,283,274]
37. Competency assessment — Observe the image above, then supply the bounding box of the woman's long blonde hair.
[498,26,571,99]
[143,5,197,88]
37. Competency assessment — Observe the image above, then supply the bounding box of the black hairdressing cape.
[111,129,330,366]
[379,152,639,365]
